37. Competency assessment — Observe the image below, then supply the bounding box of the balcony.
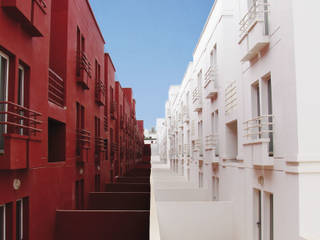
[225,81,237,115]
[2,0,47,37]
[0,101,42,169]
[203,66,218,99]
[184,144,190,157]
[77,52,92,90]
[243,115,274,167]
[120,117,124,129]
[95,80,105,106]
[77,129,90,164]
[111,143,119,153]
[104,115,108,131]
[205,134,218,151]
[192,87,202,112]
[239,0,270,62]
[110,102,116,120]
[48,69,64,107]
[182,105,189,123]
[195,139,203,157]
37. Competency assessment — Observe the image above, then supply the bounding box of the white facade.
[155,0,320,239]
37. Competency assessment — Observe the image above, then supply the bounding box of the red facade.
[0,0,145,239]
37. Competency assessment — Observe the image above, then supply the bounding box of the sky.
[89,0,215,130]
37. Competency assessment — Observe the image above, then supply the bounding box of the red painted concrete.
[105,183,151,193]
[0,0,145,239]
[55,210,150,240]
[88,192,150,210]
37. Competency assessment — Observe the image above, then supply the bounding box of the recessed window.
[16,200,23,240]
[0,205,5,240]
[0,52,9,151]
[48,118,66,162]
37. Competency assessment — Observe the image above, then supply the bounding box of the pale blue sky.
[89,0,214,130]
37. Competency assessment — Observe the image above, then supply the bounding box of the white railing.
[184,144,190,156]
[192,87,202,111]
[205,134,219,150]
[239,0,270,39]
[204,65,217,88]
[195,139,203,155]
[225,81,237,114]
[182,105,189,122]
[243,115,273,140]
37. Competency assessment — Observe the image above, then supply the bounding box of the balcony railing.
[48,68,64,107]
[205,134,219,150]
[0,101,42,138]
[184,144,190,157]
[243,115,273,140]
[243,115,274,162]
[111,142,119,153]
[77,51,92,89]
[204,65,218,99]
[77,129,91,150]
[182,105,189,123]
[95,137,106,153]
[95,80,105,106]
[225,81,237,114]
[110,102,116,119]
[192,87,202,112]
[239,0,270,61]
[195,139,203,156]
[104,115,108,131]
[239,0,269,40]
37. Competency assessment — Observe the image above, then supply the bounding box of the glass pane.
[0,206,4,240]
[0,56,8,150]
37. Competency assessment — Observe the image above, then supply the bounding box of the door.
[0,53,9,150]
[18,66,25,135]
[254,189,262,240]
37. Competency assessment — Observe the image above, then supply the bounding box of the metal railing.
[243,114,274,155]
[79,51,92,78]
[204,65,217,88]
[0,101,42,138]
[192,87,202,111]
[195,139,203,155]
[205,134,218,150]
[184,144,190,156]
[95,137,106,153]
[48,68,64,107]
[95,79,105,105]
[77,129,91,150]
[239,0,270,39]
[104,115,108,131]
[243,115,273,139]
[225,81,237,114]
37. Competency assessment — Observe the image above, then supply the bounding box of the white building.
[155,0,320,239]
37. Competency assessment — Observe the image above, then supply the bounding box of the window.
[264,192,274,240]
[212,177,219,201]
[95,174,100,192]
[16,200,23,240]
[76,27,86,77]
[75,179,84,210]
[210,45,217,67]
[251,77,273,155]
[254,189,262,240]
[18,66,25,135]
[76,102,85,155]
[0,52,9,150]
[95,117,100,137]
[226,120,238,159]
[0,205,5,240]
[48,118,66,162]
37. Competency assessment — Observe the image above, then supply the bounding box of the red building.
[0,0,146,239]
